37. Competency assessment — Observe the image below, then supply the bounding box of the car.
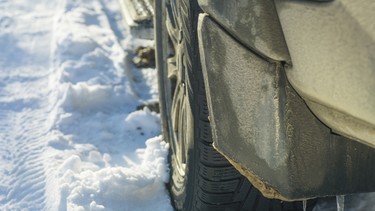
[154,0,375,210]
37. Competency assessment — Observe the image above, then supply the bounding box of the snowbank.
[47,0,172,210]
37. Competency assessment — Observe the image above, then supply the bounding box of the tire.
[155,0,317,210]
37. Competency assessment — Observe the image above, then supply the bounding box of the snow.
[1,0,375,210]
[0,0,172,210]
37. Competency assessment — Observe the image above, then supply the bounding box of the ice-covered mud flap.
[197,14,375,201]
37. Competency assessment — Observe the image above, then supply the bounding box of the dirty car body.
[197,0,375,200]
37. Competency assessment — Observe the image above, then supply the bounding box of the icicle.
[303,199,307,211]
[336,195,345,211]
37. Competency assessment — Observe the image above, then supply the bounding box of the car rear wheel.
[155,0,317,210]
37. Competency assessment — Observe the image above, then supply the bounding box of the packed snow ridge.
[0,0,172,210]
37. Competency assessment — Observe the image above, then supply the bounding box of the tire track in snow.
[0,78,52,210]
[0,0,60,210]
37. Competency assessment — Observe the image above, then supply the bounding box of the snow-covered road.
[0,0,172,210]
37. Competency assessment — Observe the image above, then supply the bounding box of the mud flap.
[198,14,375,200]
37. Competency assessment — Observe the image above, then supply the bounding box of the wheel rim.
[171,83,187,175]
[163,1,188,176]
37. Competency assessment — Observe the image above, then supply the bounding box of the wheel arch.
[197,0,290,62]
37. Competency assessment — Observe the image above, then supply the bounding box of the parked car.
[155,0,375,210]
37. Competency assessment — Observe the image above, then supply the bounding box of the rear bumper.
[198,14,375,200]
[275,0,375,147]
